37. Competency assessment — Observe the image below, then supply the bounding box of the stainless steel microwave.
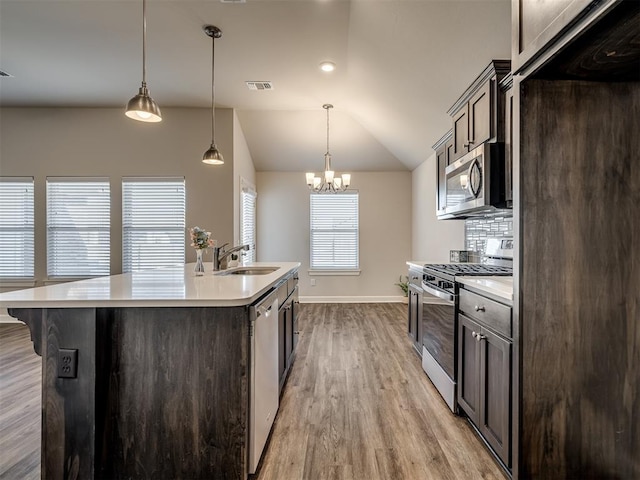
[438,143,507,219]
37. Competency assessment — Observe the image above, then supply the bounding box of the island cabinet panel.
[99,307,249,479]
[9,305,252,480]
[519,80,640,479]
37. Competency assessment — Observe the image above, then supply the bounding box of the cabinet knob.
[472,331,478,339]
[474,305,486,312]
[411,276,419,280]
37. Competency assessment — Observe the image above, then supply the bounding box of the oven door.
[421,282,457,412]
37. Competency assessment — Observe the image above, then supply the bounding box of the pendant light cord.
[142,0,147,87]
[211,33,215,144]
[326,106,330,155]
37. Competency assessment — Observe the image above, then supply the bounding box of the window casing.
[46,178,111,278]
[310,192,359,271]
[122,178,185,273]
[240,181,257,265]
[0,178,35,279]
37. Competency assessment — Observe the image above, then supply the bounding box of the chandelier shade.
[305,104,351,193]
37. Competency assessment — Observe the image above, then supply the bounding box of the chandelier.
[305,104,351,193]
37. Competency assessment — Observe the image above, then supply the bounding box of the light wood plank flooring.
[0,304,507,479]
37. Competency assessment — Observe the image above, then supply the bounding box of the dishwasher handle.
[257,304,273,318]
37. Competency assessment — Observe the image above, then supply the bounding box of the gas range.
[424,263,512,279]
[422,238,513,295]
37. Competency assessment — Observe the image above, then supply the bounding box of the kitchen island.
[0,262,300,480]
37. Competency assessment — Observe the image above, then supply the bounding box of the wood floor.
[0,304,507,480]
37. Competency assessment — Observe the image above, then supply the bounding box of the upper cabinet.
[512,0,621,75]
[433,131,453,217]
[447,60,511,162]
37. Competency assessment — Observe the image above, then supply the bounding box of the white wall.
[0,107,236,285]
[256,171,412,301]
[411,152,465,261]
[232,111,256,245]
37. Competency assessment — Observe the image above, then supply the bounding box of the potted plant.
[396,275,409,302]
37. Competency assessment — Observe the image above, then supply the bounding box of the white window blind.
[310,192,359,270]
[47,178,111,278]
[240,182,257,265]
[122,178,185,272]
[0,178,35,279]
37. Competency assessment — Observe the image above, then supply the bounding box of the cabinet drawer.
[287,272,298,296]
[459,288,511,338]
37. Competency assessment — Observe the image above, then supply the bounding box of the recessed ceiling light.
[319,62,336,73]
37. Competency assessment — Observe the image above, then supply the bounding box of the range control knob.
[438,280,453,290]
[424,275,436,283]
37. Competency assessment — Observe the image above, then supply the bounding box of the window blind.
[122,178,185,273]
[47,178,110,278]
[240,183,257,265]
[310,192,359,270]
[0,178,35,279]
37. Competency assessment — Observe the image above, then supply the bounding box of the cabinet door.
[513,0,602,73]
[458,314,481,426]
[291,295,299,353]
[504,86,514,205]
[278,306,287,384]
[452,105,469,161]
[468,80,492,148]
[479,327,511,467]
[408,285,420,345]
[414,287,423,355]
[436,145,447,214]
[285,302,294,366]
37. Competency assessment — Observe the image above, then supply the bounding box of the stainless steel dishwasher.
[249,289,280,474]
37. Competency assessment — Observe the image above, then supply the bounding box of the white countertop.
[0,262,300,308]
[457,276,513,303]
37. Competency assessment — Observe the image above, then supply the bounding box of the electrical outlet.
[57,349,78,378]
[310,278,316,286]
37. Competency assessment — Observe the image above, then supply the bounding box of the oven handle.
[422,283,455,304]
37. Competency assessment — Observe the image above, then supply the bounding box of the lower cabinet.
[407,268,423,356]
[458,293,512,468]
[278,280,299,392]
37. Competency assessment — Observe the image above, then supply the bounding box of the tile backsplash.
[465,215,513,258]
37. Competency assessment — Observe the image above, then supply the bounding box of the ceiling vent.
[0,70,13,77]
[246,81,273,91]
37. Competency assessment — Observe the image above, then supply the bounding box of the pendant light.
[202,25,224,165]
[306,104,351,193]
[125,0,162,123]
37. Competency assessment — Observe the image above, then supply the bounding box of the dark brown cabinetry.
[458,288,512,469]
[407,268,423,356]
[512,0,619,75]
[502,76,514,206]
[433,131,453,217]
[448,60,510,162]
[278,273,299,391]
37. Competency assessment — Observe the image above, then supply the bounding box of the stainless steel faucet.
[213,243,250,271]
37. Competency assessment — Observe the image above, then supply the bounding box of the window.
[310,192,359,271]
[240,180,257,265]
[47,178,111,278]
[0,178,35,279]
[122,178,185,272]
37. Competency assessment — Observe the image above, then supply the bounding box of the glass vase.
[194,249,205,276]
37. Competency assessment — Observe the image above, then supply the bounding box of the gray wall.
[411,151,465,262]
[0,107,237,285]
[257,171,412,300]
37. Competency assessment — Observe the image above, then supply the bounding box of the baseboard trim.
[299,296,406,304]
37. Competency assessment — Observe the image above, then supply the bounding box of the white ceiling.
[0,0,511,172]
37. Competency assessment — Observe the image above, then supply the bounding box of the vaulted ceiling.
[0,0,511,172]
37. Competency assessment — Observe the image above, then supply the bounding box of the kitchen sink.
[218,266,279,276]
